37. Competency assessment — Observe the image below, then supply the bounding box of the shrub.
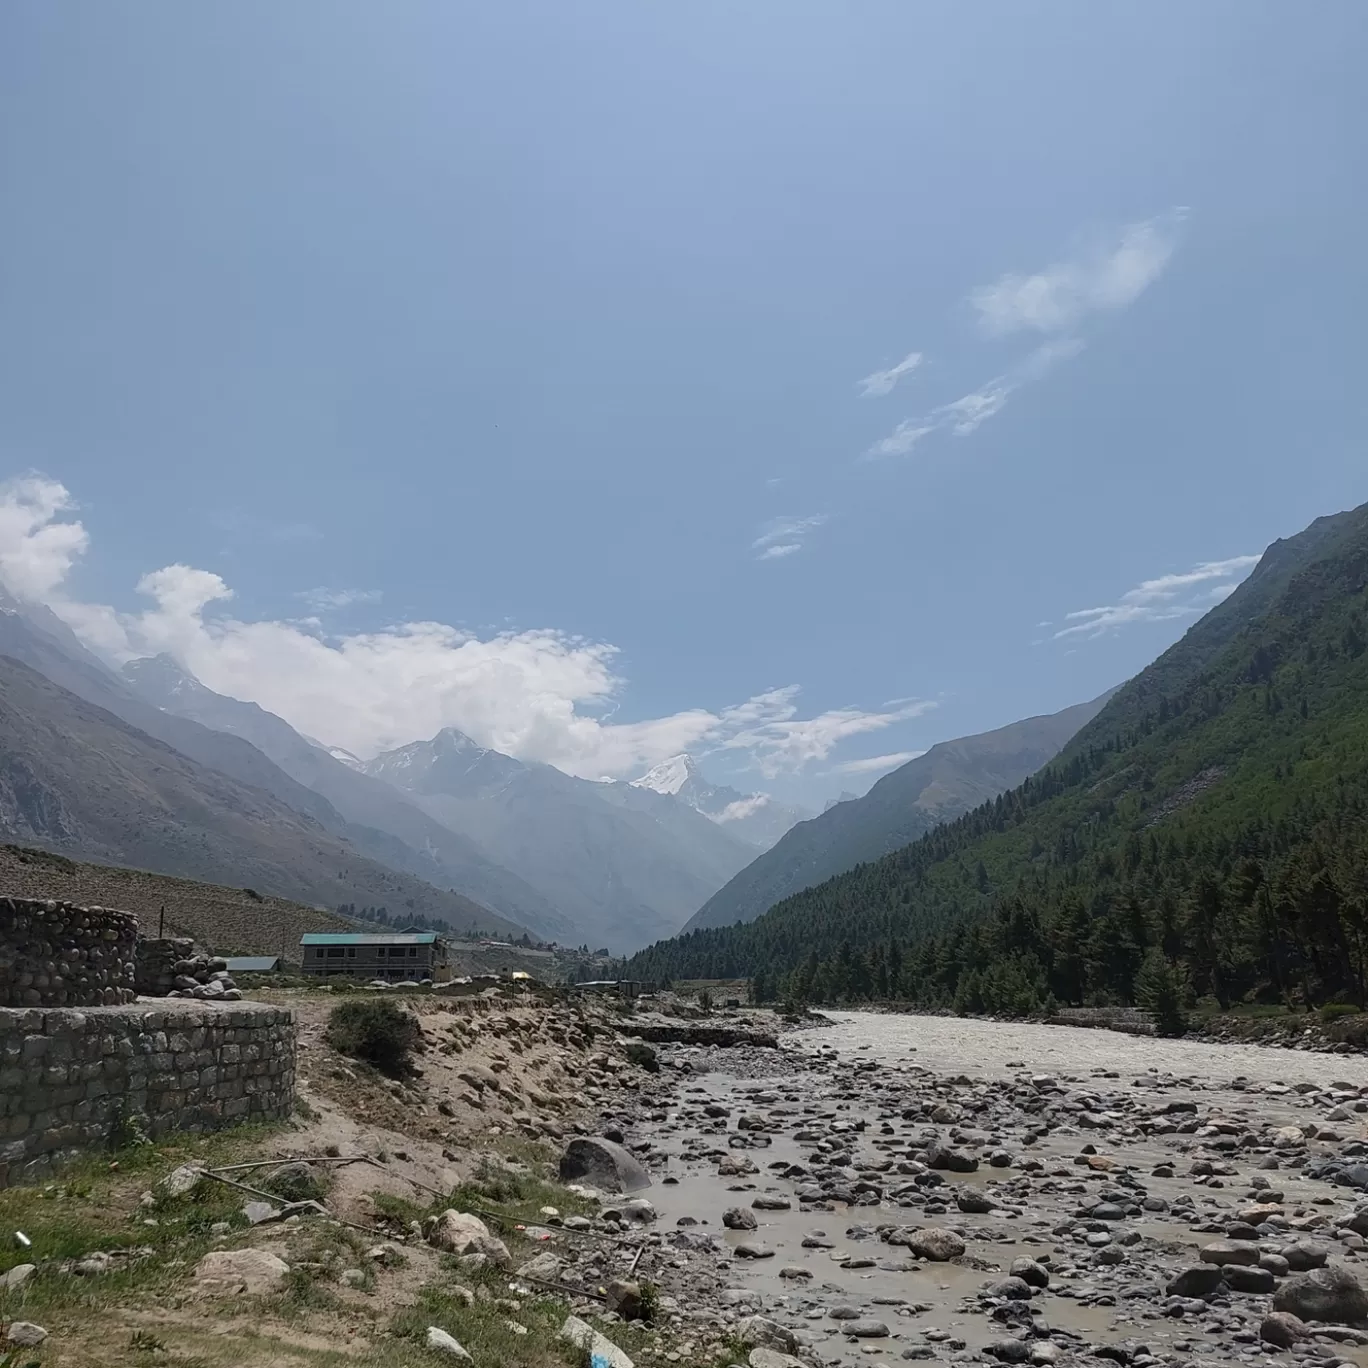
[1319,1002,1360,1023]
[1135,951,1189,1037]
[325,998,421,1076]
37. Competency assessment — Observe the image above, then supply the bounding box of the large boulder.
[426,1327,473,1362]
[194,1248,291,1295]
[427,1209,492,1254]
[1261,1312,1308,1348]
[559,1136,652,1193]
[1273,1266,1368,1325]
[724,1206,758,1230]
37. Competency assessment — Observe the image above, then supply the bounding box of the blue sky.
[0,2,1364,807]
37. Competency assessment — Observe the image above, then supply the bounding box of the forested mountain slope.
[628,501,1368,1012]
[683,693,1110,932]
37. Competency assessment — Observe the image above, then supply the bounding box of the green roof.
[300,932,438,946]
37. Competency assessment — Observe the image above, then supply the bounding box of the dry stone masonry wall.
[134,938,243,1000]
[0,1000,296,1187]
[0,896,138,1008]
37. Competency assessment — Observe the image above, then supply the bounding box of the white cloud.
[752,515,827,561]
[0,475,90,600]
[866,339,1083,456]
[834,749,927,775]
[0,476,904,782]
[716,686,935,778]
[857,350,923,399]
[298,587,383,611]
[971,210,1186,337]
[1055,553,1259,640]
[863,419,935,461]
[715,794,772,823]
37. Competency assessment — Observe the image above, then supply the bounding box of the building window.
[347,947,356,957]
[376,946,387,959]
[326,947,344,959]
[409,946,417,957]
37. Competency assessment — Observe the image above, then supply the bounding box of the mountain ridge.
[361,732,758,953]
[682,692,1112,932]
[0,650,523,935]
[626,499,1368,1016]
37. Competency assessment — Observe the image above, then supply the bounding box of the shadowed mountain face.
[682,693,1113,932]
[120,655,575,941]
[0,650,520,934]
[361,730,757,953]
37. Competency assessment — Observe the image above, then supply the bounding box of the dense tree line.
[627,505,1368,1027]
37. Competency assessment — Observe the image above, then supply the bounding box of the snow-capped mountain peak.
[629,753,811,849]
[631,753,699,797]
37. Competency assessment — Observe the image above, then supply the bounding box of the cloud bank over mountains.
[0,475,927,783]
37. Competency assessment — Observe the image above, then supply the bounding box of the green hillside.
[627,501,1368,1016]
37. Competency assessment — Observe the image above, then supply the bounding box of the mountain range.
[682,691,1113,933]
[359,730,757,952]
[626,500,1368,1017]
[0,593,790,952]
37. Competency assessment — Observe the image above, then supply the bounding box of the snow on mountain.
[632,753,700,797]
[631,753,810,849]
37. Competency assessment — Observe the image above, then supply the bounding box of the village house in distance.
[298,930,452,982]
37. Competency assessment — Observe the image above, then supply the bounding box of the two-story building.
[298,931,451,981]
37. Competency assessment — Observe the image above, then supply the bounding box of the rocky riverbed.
[585,1009,1368,1368]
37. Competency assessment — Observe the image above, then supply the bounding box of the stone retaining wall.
[0,1001,296,1187]
[0,897,138,1008]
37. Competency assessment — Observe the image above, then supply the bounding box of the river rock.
[724,1206,758,1230]
[910,1227,966,1261]
[1272,1266,1368,1324]
[735,1241,776,1259]
[738,1315,800,1352]
[1011,1257,1050,1288]
[1224,1264,1276,1293]
[989,1276,1034,1300]
[1166,1265,1226,1298]
[1,1264,35,1290]
[850,1319,891,1337]
[1261,1312,1308,1348]
[605,1278,644,1320]
[926,1141,978,1172]
[748,1352,807,1368]
[5,1323,48,1347]
[559,1136,652,1193]
[958,1190,997,1214]
[752,1194,792,1210]
[1199,1240,1260,1266]
[1283,1241,1329,1271]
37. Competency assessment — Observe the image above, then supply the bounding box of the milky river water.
[789,1010,1368,1090]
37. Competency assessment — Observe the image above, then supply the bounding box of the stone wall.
[0,1000,296,1187]
[0,897,138,1008]
[134,938,242,1000]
